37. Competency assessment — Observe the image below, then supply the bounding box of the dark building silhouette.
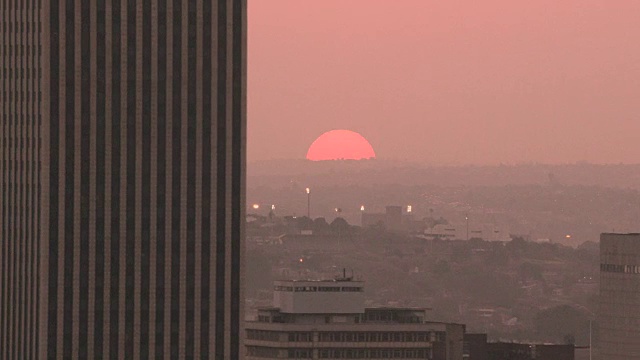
[464,334,575,360]
[361,205,404,231]
[464,333,488,360]
[486,342,574,360]
[0,1,246,359]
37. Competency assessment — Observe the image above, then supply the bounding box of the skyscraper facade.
[0,1,246,359]
[597,233,640,360]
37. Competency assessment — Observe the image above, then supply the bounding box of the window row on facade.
[274,285,364,293]
[246,330,315,343]
[246,330,445,343]
[601,263,640,274]
[247,330,284,342]
[246,346,431,359]
[318,331,444,343]
[246,346,280,358]
[318,348,430,359]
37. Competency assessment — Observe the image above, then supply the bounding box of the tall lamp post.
[465,214,469,241]
[306,187,311,219]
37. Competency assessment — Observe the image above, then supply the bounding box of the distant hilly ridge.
[249,159,640,189]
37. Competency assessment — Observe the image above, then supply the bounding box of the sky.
[248,0,640,165]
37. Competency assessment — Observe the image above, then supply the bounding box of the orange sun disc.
[306,130,376,161]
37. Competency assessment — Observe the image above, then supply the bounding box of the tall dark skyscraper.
[0,1,246,359]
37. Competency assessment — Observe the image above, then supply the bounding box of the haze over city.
[249,0,640,164]
[3,1,640,359]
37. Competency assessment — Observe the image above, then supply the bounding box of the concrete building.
[424,223,510,242]
[361,206,411,232]
[0,1,246,359]
[597,233,640,359]
[245,278,465,359]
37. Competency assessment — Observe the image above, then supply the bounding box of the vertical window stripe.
[109,0,122,356]
[62,0,76,356]
[47,0,60,357]
[185,0,197,357]
[124,0,137,357]
[215,0,228,357]
[94,0,106,355]
[170,0,182,356]
[154,0,167,356]
[78,0,91,356]
[140,0,152,358]
[200,0,212,356]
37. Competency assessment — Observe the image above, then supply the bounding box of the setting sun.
[306,130,376,161]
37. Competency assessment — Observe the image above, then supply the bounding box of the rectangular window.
[318,286,341,292]
[341,287,364,292]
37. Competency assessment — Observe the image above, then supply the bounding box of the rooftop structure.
[245,278,465,359]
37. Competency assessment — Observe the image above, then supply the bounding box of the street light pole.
[306,188,311,219]
[465,214,469,241]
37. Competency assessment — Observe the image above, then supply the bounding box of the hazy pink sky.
[248,0,640,165]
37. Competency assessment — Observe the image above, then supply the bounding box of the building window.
[294,286,318,292]
[288,349,312,359]
[601,263,640,274]
[288,332,312,342]
[341,286,364,292]
[247,346,280,358]
[246,329,280,342]
[318,286,341,292]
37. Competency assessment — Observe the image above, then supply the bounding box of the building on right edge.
[597,233,640,359]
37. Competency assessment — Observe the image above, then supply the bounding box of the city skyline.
[1,1,637,359]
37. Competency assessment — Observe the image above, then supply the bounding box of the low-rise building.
[423,223,510,242]
[246,278,465,359]
[361,205,405,232]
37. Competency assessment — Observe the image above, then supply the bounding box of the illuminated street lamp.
[407,205,412,213]
[305,188,311,219]
[360,205,365,212]
[252,204,260,210]
[465,214,469,241]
